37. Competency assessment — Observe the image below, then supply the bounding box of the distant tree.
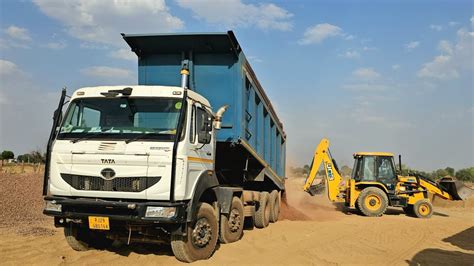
[1,150,14,160]
[444,167,455,176]
[30,150,46,163]
[432,169,450,180]
[340,165,352,177]
[455,167,474,182]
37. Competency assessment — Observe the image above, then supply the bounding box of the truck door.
[187,103,214,175]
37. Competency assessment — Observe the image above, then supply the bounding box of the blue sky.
[0,0,472,171]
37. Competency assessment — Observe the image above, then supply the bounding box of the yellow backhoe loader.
[303,138,472,218]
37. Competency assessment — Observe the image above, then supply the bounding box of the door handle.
[206,152,212,156]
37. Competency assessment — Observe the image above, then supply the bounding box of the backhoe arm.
[303,138,345,201]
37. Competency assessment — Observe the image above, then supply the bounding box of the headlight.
[45,200,62,212]
[145,206,176,218]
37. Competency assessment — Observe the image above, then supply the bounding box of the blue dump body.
[123,31,285,189]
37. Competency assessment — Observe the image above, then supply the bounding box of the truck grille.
[61,174,160,192]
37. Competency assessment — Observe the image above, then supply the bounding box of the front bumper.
[43,196,188,224]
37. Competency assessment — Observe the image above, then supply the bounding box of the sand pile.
[0,172,54,235]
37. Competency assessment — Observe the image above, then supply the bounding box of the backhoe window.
[361,156,376,181]
[376,156,396,181]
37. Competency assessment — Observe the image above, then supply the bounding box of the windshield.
[58,97,183,141]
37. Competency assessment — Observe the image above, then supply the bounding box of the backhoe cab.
[303,138,472,218]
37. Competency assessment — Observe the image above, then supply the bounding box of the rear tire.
[413,199,433,219]
[219,197,244,244]
[171,203,218,262]
[254,192,270,228]
[269,190,281,223]
[357,187,388,217]
[64,225,90,251]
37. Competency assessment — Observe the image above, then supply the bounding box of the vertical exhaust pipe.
[399,154,402,173]
[181,59,190,90]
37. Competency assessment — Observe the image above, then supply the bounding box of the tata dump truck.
[304,138,472,218]
[43,31,286,262]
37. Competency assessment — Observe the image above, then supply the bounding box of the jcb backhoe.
[303,138,472,218]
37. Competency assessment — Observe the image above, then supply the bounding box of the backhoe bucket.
[306,183,325,196]
[438,177,474,201]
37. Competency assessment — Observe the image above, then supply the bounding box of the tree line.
[0,150,46,164]
[291,164,474,182]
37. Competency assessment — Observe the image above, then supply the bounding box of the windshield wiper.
[124,132,152,144]
[70,127,113,143]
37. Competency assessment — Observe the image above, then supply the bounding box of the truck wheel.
[219,197,244,244]
[357,187,388,217]
[171,203,218,262]
[413,199,433,219]
[254,192,270,228]
[64,225,90,251]
[269,190,281,223]
[403,205,414,216]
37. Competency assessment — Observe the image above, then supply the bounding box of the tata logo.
[101,159,115,164]
[101,168,116,179]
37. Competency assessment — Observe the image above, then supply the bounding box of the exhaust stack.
[181,60,190,90]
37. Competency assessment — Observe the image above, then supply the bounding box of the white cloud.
[176,0,292,31]
[449,21,459,27]
[342,83,388,92]
[5,25,32,41]
[418,27,473,80]
[362,46,377,51]
[429,24,443,31]
[352,67,380,81]
[392,64,400,70]
[80,66,132,79]
[108,48,136,61]
[405,41,420,50]
[33,0,184,46]
[0,59,22,76]
[247,55,263,63]
[43,40,67,49]
[339,50,360,59]
[299,23,344,45]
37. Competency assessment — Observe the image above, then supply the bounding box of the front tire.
[357,187,388,217]
[64,225,89,251]
[413,199,433,218]
[171,203,218,262]
[219,197,244,244]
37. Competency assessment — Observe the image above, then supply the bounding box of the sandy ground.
[1,173,473,265]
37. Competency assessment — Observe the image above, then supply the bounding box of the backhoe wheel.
[171,203,218,262]
[413,199,433,219]
[357,187,388,217]
[64,225,90,251]
[403,205,415,216]
[269,190,281,223]
[254,192,270,228]
[219,197,244,244]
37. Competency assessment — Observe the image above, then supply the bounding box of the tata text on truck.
[43,31,286,262]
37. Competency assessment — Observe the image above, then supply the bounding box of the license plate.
[88,216,110,230]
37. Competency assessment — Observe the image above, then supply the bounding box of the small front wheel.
[413,199,433,218]
[171,203,218,262]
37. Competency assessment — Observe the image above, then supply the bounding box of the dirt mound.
[280,197,311,221]
[0,172,52,234]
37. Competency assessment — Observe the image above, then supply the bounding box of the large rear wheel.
[357,187,388,217]
[219,197,244,244]
[171,203,218,262]
[269,190,281,223]
[254,192,270,228]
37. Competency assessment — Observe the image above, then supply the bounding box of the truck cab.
[43,31,286,263]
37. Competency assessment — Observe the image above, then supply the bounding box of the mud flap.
[438,177,474,200]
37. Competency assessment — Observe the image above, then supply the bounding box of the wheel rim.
[418,204,430,216]
[192,218,212,248]
[228,208,241,233]
[365,194,382,211]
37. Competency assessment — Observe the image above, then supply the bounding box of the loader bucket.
[438,177,474,201]
[306,183,325,196]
